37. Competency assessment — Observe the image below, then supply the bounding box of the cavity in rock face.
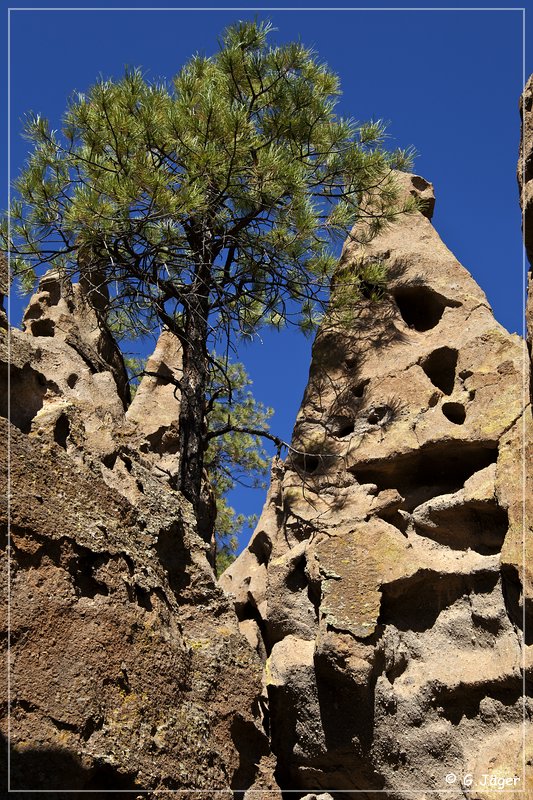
[1,272,280,796]
[222,172,532,798]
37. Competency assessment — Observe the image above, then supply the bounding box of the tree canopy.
[2,19,415,533]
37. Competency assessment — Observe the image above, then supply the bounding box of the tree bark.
[177,261,212,542]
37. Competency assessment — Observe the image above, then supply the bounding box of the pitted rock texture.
[1,273,279,798]
[222,174,532,799]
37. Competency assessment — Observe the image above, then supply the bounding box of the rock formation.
[1,269,279,797]
[222,173,532,798]
[2,80,533,799]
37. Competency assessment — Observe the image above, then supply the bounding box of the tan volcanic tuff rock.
[517,76,533,670]
[221,173,531,799]
[1,275,279,796]
[22,268,131,408]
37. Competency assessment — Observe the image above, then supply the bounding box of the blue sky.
[2,3,527,551]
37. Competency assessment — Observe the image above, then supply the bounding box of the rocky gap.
[351,378,370,398]
[230,716,272,797]
[501,563,533,645]
[393,285,461,332]
[350,440,498,512]
[441,401,466,424]
[248,529,272,566]
[155,522,192,601]
[433,679,524,725]
[413,501,508,555]
[237,600,271,656]
[29,318,56,337]
[378,570,500,633]
[291,453,321,474]
[53,413,70,449]
[1,362,46,432]
[376,509,409,535]
[70,553,110,599]
[420,347,458,395]
[328,415,355,438]
[83,760,141,792]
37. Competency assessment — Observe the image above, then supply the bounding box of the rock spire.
[222,172,532,798]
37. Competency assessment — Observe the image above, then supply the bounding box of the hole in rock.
[1,363,46,432]
[385,652,409,684]
[53,414,70,449]
[29,318,55,337]
[414,501,508,555]
[345,355,359,370]
[367,406,389,425]
[66,373,79,389]
[102,452,117,470]
[428,392,440,408]
[442,402,466,425]
[135,586,153,612]
[39,277,61,305]
[24,302,43,321]
[351,379,369,398]
[434,679,523,725]
[249,530,272,566]
[85,761,140,791]
[351,440,498,512]
[291,453,320,474]
[377,509,409,535]
[379,569,499,633]
[421,347,458,395]
[394,285,460,331]
[328,415,355,438]
[286,554,308,592]
[71,555,109,599]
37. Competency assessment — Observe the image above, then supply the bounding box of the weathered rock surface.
[1,273,279,797]
[222,173,532,798]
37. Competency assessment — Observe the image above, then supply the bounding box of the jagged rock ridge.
[222,173,532,799]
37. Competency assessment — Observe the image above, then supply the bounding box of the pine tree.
[2,20,415,532]
[204,358,272,575]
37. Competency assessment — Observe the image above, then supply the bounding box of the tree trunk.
[177,275,211,541]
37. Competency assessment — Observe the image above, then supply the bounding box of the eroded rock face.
[222,174,532,798]
[1,274,279,797]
